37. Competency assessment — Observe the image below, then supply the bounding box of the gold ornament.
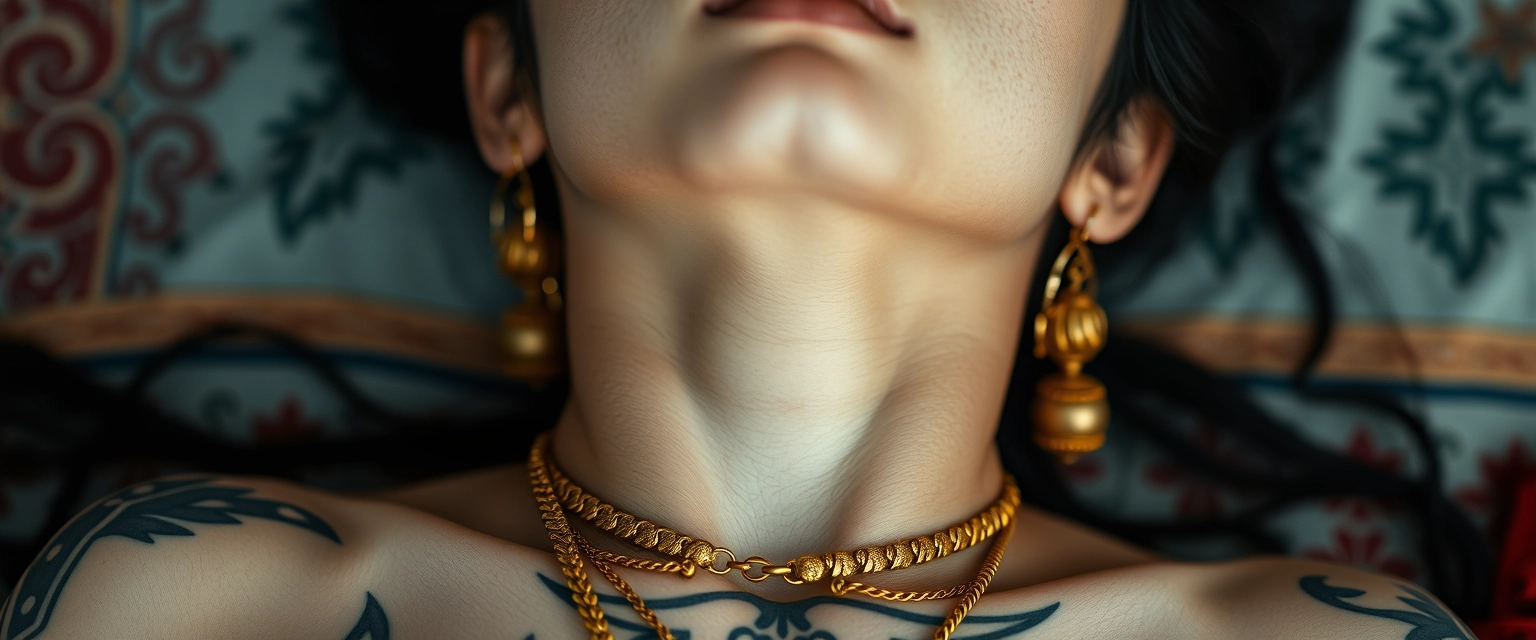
[529,433,1020,640]
[1032,215,1109,464]
[491,138,566,385]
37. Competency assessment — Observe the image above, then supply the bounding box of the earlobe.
[1057,99,1175,243]
[464,14,547,175]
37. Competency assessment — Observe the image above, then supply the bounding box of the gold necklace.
[528,433,1020,640]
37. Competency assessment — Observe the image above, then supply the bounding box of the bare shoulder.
[363,463,547,548]
[1189,557,1476,639]
[977,556,1475,639]
[0,474,406,640]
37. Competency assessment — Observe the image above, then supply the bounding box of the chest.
[362,551,1169,640]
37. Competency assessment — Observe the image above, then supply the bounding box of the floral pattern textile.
[1,0,1534,612]
[0,0,521,546]
[1093,0,1536,589]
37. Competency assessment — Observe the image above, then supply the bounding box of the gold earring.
[491,137,566,386]
[1031,213,1109,464]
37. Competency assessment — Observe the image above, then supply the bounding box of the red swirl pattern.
[1,0,227,310]
[118,0,226,280]
[3,110,118,232]
[0,0,123,311]
[126,112,216,244]
[1,0,119,104]
[2,110,118,309]
[135,0,226,100]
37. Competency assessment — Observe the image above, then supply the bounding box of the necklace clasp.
[705,547,802,583]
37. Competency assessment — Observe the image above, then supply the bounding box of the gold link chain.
[530,433,1020,640]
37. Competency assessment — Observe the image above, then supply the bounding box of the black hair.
[0,0,1491,618]
[1016,0,1492,617]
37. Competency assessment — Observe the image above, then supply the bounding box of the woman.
[0,0,1482,638]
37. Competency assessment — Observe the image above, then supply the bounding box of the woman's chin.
[674,131,911,199]
[669,46,915,196]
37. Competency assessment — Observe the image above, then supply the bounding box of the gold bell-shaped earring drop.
[491,138,566,386]
[1031,214,1109,464]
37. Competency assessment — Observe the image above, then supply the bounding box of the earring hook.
[1034,209,1100,358]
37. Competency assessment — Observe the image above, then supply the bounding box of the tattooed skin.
[0,479,1479,640]
[0,478,340,640]
[1300,576,1473,640]
[537,573,1060,640]
[344,593,391,640]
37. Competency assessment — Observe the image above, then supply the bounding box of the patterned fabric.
[0,0,1533,607]
[0,0,523,544]
[1090,0,1536,585]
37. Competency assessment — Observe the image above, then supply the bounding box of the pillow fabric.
[1092,0,1535,590]
[0,0,523,546]
[0,0,1532,609]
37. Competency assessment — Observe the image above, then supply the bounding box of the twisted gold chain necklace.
[528,433,1021,640]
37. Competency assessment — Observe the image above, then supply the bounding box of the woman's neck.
[548,188,1045,585]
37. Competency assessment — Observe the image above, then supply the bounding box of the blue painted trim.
[1234,373,1536,406]
[70,346,526,395]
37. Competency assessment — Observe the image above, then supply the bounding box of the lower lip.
[709,0,898,37]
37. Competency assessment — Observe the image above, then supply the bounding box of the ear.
[1057,98,1175,243]
[464,13,546,174]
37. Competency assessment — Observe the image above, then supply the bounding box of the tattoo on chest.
[536,572,1059,640]
[0,477,340,640]
[344,593,391,640]
[1299,576,1470,640]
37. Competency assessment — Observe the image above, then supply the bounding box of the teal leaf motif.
[1362,0,1536,284]
[1276,118,1328,191]
[1299,576,1470,640]
[262,0,429,243]
[1200,202,1264,275]
[342,593,390,640]
[538,573,1057,640]
[1199,115,1324,275]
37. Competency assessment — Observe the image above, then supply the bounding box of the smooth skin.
[2,1,1477,638]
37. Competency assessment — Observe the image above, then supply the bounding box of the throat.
[546,195,1037,592]
[547,405,1012,597]
[546,328,1015,570]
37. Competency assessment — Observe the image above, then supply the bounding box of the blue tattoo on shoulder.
[0,477,340,640]
[1299,576,1471,640]
[343,593,390,640]
[537,572,1059,640]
